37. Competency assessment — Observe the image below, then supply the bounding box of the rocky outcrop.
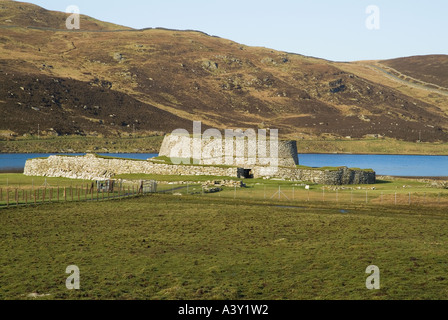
[24,154,375,185]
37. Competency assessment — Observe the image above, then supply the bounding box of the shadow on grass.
[376,180,393,185]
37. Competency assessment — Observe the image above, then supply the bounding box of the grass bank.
[0,136,164,154]
[2,136,448,155]
[299,138,448,155]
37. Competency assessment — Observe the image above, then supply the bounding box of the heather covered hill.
[1,1,447,142]
[382,55,448,89]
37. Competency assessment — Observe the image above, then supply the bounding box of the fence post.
[25,190,28,206]
[336,189,338,203]
[16,189,19,206]
[7,189,9,208]
[34,189,36,205]
[0,188,2,202]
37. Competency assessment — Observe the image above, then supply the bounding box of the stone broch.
[24,136,376,185]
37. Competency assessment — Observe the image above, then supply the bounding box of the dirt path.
[363,63,448,97]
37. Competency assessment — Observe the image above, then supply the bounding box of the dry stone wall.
[159,135,299,167]
[24,154,375,185]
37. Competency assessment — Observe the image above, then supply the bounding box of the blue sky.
[26,0,448,61]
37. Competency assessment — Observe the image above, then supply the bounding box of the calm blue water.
[0,153,447,176]
[298,154,448,177]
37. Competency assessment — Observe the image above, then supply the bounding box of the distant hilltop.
[1,1,447,143]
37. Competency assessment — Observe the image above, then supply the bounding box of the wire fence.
[1,183,447,209]
[0,183,148,208]
[172,184,448,207]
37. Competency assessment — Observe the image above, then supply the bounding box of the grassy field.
[0,136,164,154]
[2,136,448,155]
[299,138,448,155]
[1,193,448,300]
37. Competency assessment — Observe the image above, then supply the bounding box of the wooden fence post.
[7,189,9,208]
[15,189,18,206]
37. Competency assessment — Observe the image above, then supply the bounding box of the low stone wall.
[24,154,376,185]
[24,155,236,181]
[257,166,376,185]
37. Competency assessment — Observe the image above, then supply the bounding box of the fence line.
[1,183,447,209]
[0,183,153,209]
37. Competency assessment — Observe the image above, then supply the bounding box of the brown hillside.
[0,0,131,30]
[1,1,447,143]
[382,55,448,89]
